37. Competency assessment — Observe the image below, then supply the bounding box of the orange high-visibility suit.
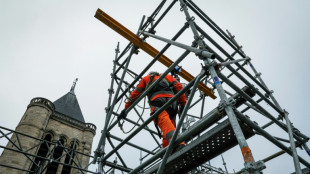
[125,73,186,148]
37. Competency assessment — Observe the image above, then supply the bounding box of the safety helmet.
[148,71,159,76]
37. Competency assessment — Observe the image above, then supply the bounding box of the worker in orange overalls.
[119,71,187,149]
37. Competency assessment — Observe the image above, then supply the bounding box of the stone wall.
[0,98,53,174]
[0,97,96,174]
[45,118,95,174]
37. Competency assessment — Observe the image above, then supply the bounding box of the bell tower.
[0,79,96,174]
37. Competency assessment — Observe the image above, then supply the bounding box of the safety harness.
[146,72,174,100]
[146,72,178,139]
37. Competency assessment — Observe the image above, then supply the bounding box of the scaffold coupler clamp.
[193,34,204,46]
[197,48,215,60]
[105,106,110,113]
[115,46,120,54]
[95,144,106,156]
[204,60,217,71]
[264,89,273,99]
[245,56,251,63]
[278,109,288,120]
[191,38,199,48]
[241,160,266,174]
[255,72,262,79]
[94,149,105,164]
[133,45,140,55]
[147,27,156,35]
[147,15,155,28]
[200,62,209,77]
[214,63,222,72]
[108,87,115,94]
[110,72,116,79]
[203,59,219,71]
[218,98,236,114]
[180,2,188,12]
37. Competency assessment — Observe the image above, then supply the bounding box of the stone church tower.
[0,79,96,174]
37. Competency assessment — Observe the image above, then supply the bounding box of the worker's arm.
[125,76,148,109]
[167,75,187,106]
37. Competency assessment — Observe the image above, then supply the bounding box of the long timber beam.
[94,8,216,99]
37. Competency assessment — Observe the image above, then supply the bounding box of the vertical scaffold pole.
[200,78,208,119]
[227,30,303,174]
[178,0,261,173]
[107,42,120,113]
[96,45,135,173]
[284,112,302,174]
[95,42,120,170]
[96,13,147,173]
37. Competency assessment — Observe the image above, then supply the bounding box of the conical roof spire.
[70,78,78,94]
[53,78,85,123]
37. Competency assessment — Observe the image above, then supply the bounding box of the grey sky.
[1,0,310,173]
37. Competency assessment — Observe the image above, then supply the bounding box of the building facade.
[0,82,96,174]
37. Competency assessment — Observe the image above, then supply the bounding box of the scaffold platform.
[145,119,255,174]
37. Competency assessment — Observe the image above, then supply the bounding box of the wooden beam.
[95,8,216,99]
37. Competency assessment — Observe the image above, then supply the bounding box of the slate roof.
[53,91,85,123]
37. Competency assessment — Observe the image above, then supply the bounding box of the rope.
[108,97,123,128]
[118,97,147,134]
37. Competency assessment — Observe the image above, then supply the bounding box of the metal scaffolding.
[93,0,310,174]
[0,1,309,174]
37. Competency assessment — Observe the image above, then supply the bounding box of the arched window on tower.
[45,138,65,174]
[29,134,52,173]
[61,139,78,174]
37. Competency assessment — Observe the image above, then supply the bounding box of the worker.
[118,71,187,150]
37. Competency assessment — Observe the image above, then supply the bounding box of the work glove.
[118,109,127,120]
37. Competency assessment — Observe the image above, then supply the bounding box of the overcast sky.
[1,1,310,173]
